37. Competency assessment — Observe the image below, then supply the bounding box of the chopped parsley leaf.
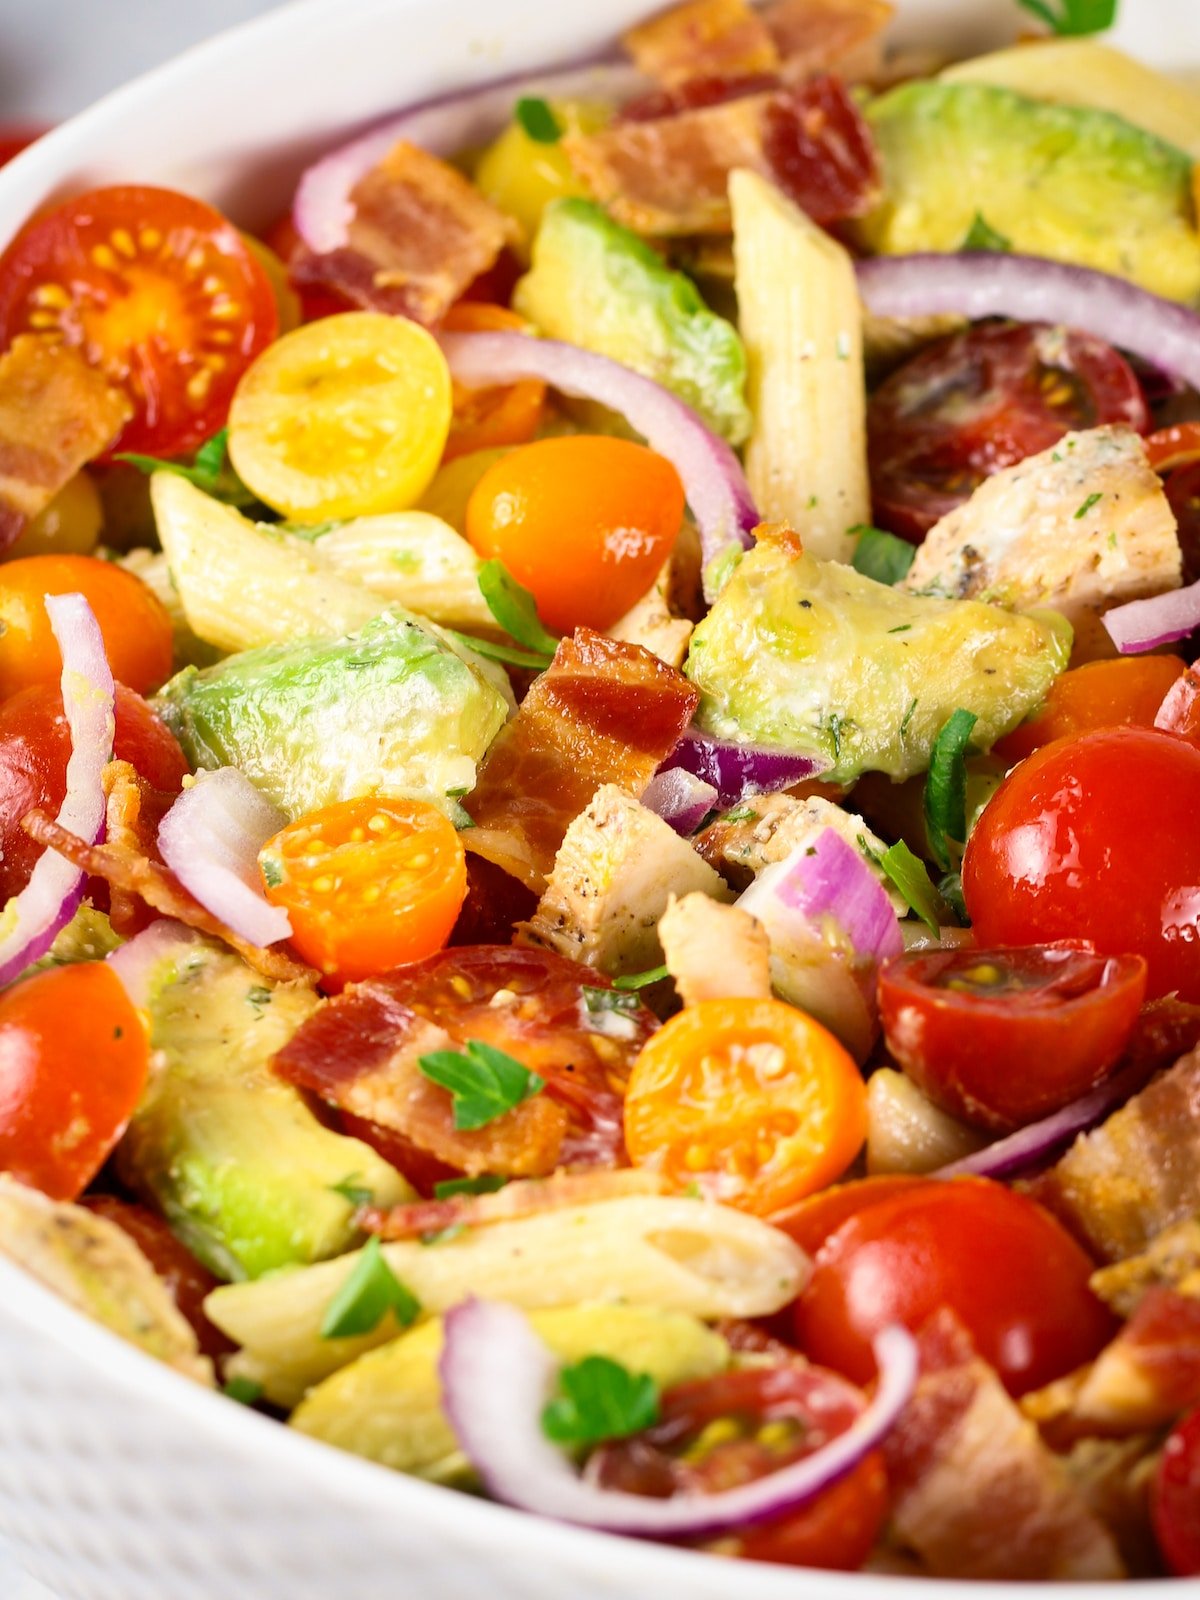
[319,1236,421,1340]
[417,1039,545,1131]
[541,1355,660,1447]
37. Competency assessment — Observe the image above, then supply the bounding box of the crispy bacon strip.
[0,335,131,551]
[296,141,516,326]
[565,74,878,235]
[883,1310,1125,1580]
[101,761,178,937]
[760,0,893,81]
[464,629,699,893]
[22,803,315,985]
[360,1168,666,1241]
[623,0,780,88]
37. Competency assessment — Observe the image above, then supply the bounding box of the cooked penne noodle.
[306,513,493,631]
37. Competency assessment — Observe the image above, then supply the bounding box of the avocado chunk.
[514,197,752,444]
[154,608,509,821]
[859,81,1200,305]
[684,531,1071,785]
[114,936,412,1281]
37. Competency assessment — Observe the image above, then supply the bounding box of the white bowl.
[0,3,1192,1597]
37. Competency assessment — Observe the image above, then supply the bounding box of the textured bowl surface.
[0,2,1196,1597]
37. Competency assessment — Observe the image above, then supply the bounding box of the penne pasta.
[730,167,870,563]
[306,513,493,631]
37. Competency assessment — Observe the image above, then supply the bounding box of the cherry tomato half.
[878,946,1147,1132]
[591,1364,888,1570]
[465,435,683,633]
[441,303,545,462]
[0,681,187,904]
[792,1177,1117,1397]
[0,963,148,1200]
[868,322,1148,541]
[624,998,867,1215]
[994,656,1188,765]
[0,554,174,697]
[1153,1406,1200,1576]
[963,727,1200,1004]
[259,797,468,984]
[1145,422,1200,475]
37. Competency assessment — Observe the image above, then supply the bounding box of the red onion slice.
[294,62,644,253]
[1101,578,1200,654]
[440,332,759,590]
[157,768,291,949]
[659,728,830,811]
[775,828,903,965]
[856,252,1200,394]
[639,770,718,836]
[0,593,113,987]
[935,1062,1147,1182]
[107,919,202,1010]
[440,1295,916,1538]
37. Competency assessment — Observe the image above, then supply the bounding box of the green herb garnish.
[319,1236,421,1340]
[446,631,555,672]
[722,805,758,823]
[515,96,563,144]
[938,871,970,926]
[222,1377,264,1405]
[961,213,1012,253]
[417,1039,545,1130]
[880,840,943,935]
[1016,0,1118,36]
[432,1174,510,1201]
[850,525,916,586]
[1074,492,1103,519]
[117,427,256,507]
[582,985,643,1021]
[478,560,559,658]
[612,964,670,991]
[541,1356,660,1447]
[330,1178,374,1207]
[924,709,979,873]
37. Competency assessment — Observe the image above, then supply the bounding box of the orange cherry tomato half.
[1145,422,1200,475]
[259,796,468,984]
[465,435,684,633]
[0,185,278,456]
[0,554,174,697]
[590,1364,888,1571]
[1153,1406,1200,1576]
[441,303,545,462]
[0,962,149,1200]
[877,945,1148,1133]
[770,1174,928,1256]
[993,655,1187,765]
[792,1177,1117,1397]
[623,997,867,1215]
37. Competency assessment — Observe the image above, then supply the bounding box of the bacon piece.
[0,335,131,551]
[760,0,893,81]
[884,1310,1125,1580]
[623,0,780,89]
[463,629,699,893]
[1028,1046,1200,1263]
[22,803,314,985]
[361,1168,665,1241]
[101,760,177,937]
[565,75,878,235]
[296,141,516,326]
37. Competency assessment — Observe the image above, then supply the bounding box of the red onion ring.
[294,61,644,254]
[658,728,830,810]
[0,593,113,987]
[157,768,291,949]
[439,331,759,592]
[774,828,903,965]
[439,1295,916,1538]
[1102,578,1200,654]
[639,769,717,836]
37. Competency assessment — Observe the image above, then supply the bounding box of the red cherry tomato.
[868,322,1148,541]
[878,946,1147,1132]
[1153,1407,1200,1576]
[590,1364,888,1570]
[0,185,278,456]
[962,727,1200,1004]
[0,963,148,1200]
[792,1177,1117,1397]
[0,682,187,905]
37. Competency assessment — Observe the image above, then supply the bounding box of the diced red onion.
[659,728,830,811]
[294,62,644,253]
[157,768,291,948]
[774,828,903,965]
[0,594,113,987]
[934,1061,1148,1181]
[440,332,759,590]
[440,1295,916,1537]
[639,769,718,836]
[1101,578,1200,654]
[107,919,202,1010]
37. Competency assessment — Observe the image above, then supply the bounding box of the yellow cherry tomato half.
[623,998,868,1216]
[259,796,468,984]
[228,311,453,523]
[464,434,684,633]
[5,472,103,560]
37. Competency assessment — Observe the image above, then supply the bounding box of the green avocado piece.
[684,535,1072,786]
[154,608,509,821]
[514,198,752,444]
[114,937,413,1282]
[859,81,1200,305]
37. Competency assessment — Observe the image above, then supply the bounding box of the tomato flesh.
[1153,1407,1200,1576]
[963,727,1200,1004]
[792,1177,1117,1397]
[868,322,1148,541]
[994,656,1188,765]
[0,185,278,456]
[878,946,1147,1132]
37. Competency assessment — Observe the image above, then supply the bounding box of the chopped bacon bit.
[22,801,315,985]
[296,141,517,327]
[623,0,780,89]
[760,0,894,82]
[619,73,782,125]
[0,335,131,551]
[884,1309,1125,1580]
[564,75,878,236]
[464,629,699,893]
[360,1168,666,1241]
[100,760,176,937]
